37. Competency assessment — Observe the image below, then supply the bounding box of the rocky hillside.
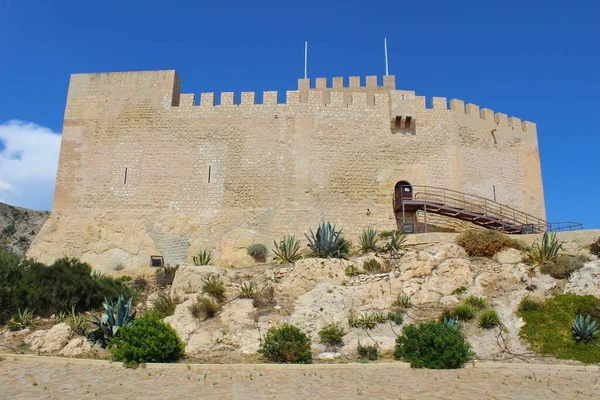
[0,201,50,255]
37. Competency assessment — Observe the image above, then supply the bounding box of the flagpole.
[384,38,389,76]
[304,41,308,79]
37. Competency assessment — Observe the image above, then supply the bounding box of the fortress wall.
[28,70,546,271]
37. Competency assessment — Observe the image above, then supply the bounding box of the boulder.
[279,259,347,296]
[288,282,352,339]
[353,255,387,274]
[219,299,256,329]
[565,260,600,297]
[170,265,225,298]
[439,295,460,306]
[316,352,342,360]
[59,337,92,356]
[25,323,72,353]
[163,298,202,341]
[422,243,467,261]
[422,258,473,297]
[494,248,525,264]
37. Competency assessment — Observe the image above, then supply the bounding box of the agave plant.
[7,308,36,331]
[193,250,212,266]
[572,314,600,343]
[272,235,303,264]
[67,306,89,336]
[528,231,564,266]
[356,313,378,330]
[384,230,407,253]
[238,282,259,299]
[359,227,378,253]
[442,316,459,328]
[392,293,412,309]
[90,294,136,340]
[305,221,350,259]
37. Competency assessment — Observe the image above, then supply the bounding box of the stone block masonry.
[28,70,546,272]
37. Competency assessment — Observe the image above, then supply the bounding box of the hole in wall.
[124,167,128,184]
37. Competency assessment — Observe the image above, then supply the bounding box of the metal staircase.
[394,185,582,234]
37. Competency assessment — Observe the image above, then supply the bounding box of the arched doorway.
[394,181,412,209]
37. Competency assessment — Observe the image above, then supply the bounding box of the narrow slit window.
[124,167,128,184]
[208,166,211,183]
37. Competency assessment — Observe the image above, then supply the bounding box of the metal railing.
[396,185,582,234]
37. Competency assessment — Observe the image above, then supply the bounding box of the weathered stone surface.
[316,352,342,360]
[170,265,225,298]
[439,295,459,306]
[494,248,525,264]
[565,260,600,297]
[423,243,467,261]
[25,323,72,353]
[60,337,93,356]
[279,259,346,296]
[289,282,352,339]
[419,258,473,298]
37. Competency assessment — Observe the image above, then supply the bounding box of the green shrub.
[258,324,312,364]
[520,293,600,363]
[456,229,521,257]
[540,255,585,279]
[193,250,212,266]
[590,237,600,256]
[527,231,564,266]
[464,295,487,310]
[383,230,407,252]
[246,244,268,262]
[109,313,185,365]
[357,342,379,360]
[12,257,131,317]
[272,235,303,264]
[201,274,226,303]
[388,309,404,325]
[318,323,346,347]
[150,293,178,319]
[189,296,220,320]
[451,304,477,321]
[394,321,472,369]
[451,286,467,295]
[0,249,26,322]
[305,221,350,259]
[2,224,16,236]
[238,282,259,299]
[363,259,382,274]
[518,296,542,314]
[155,265,179,289]
[359,227,378,253]
[345,264,359,277]
[478,309,501,329]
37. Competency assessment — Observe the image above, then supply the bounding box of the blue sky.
[0,0,598,228]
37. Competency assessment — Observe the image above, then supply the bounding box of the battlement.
[65,70,536,133]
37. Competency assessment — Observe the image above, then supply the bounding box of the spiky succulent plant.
[90,294,136,340]
[272,235,303,264]
[572,314,599,343]
[305,221,350,259]
[359,227,378,253]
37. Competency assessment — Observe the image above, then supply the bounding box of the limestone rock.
[494,248,525,264]
[219,299,256,329]
[170,265,225,298]
[279,259,347,296]
[353,255,387,274]
[288,282,352,339]
[25,323,72,353]
[422,258,473,297]
[218,228,269,267]
[163,299,203,340]
[423,243,467,261]
[440,295,460,306]
[316,352,342,360]
[565,260,600,297]
[59,337,92,356]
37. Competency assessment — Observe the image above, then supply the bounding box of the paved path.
[1,356,599,399]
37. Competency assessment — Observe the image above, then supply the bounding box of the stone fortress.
[28,70,546,271]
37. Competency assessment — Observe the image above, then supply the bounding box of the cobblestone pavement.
[1,357,599,399]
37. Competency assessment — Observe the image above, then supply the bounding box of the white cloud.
[0,120,61,210]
